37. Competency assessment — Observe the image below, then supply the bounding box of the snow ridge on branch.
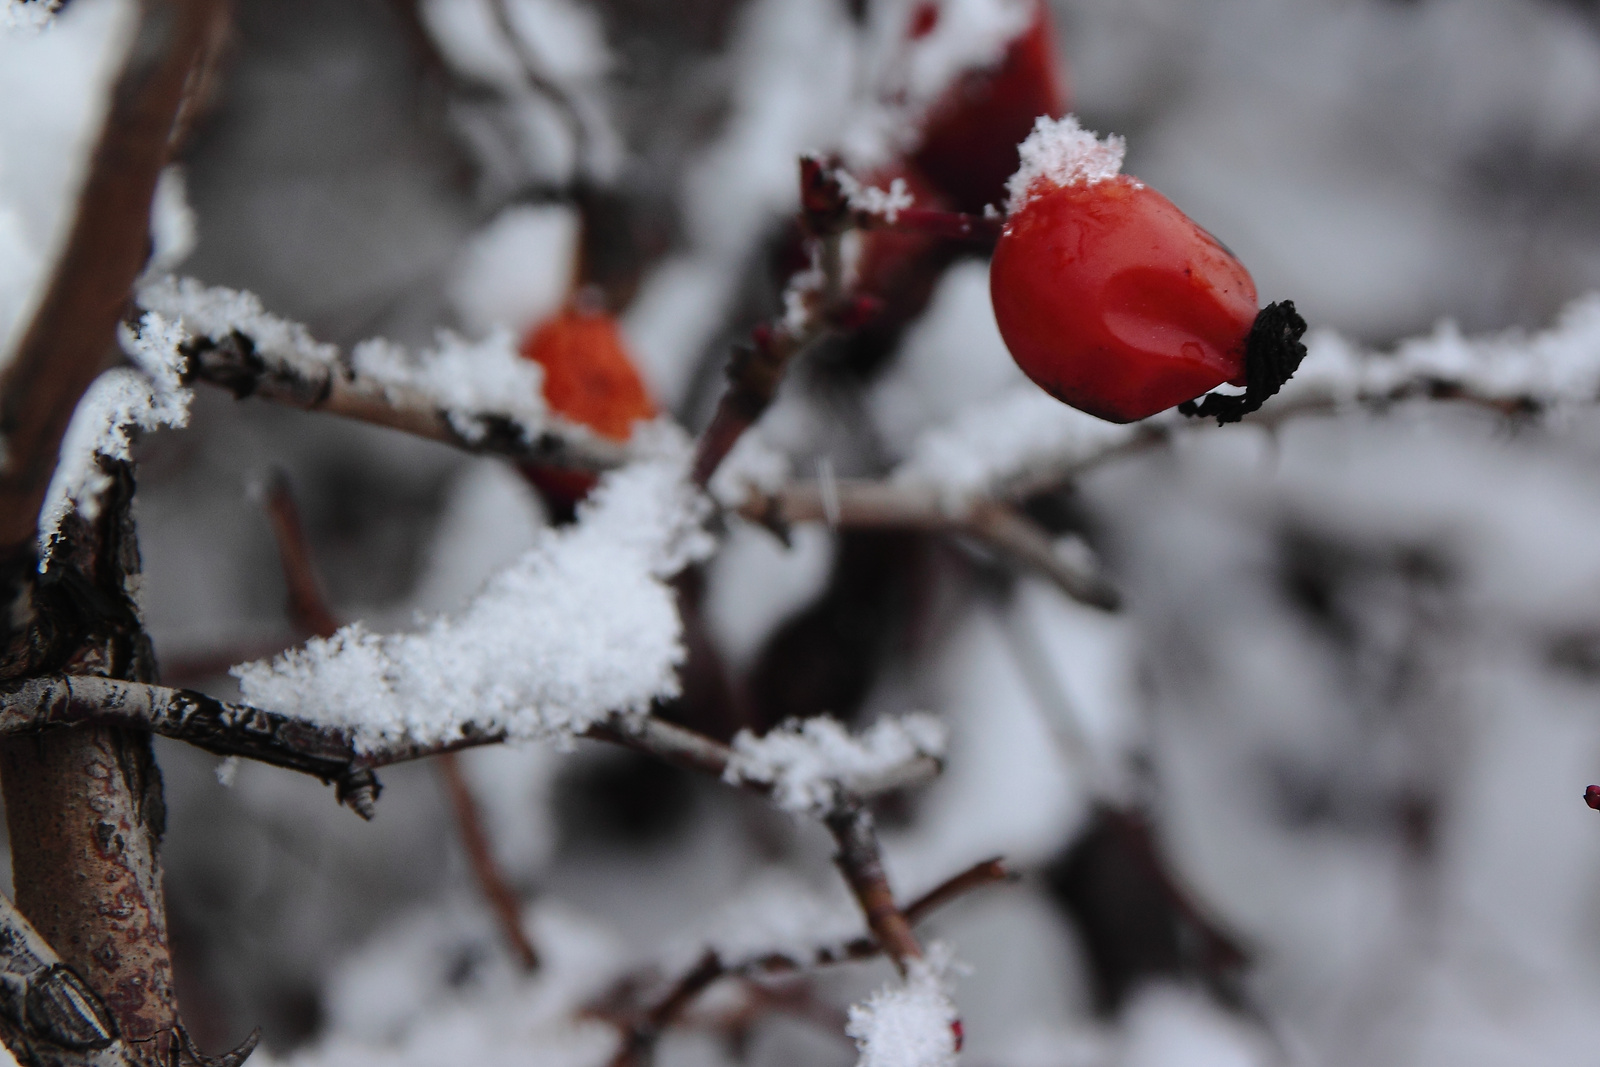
[724,714,947,815]
[37,312,192,560]
[137,275,628,471]
[232,445,714,753]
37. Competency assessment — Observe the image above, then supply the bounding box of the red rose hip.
[989,117,1258,424]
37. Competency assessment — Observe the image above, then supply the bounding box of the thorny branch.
[741,479,1120,610]
[173,327,628,474]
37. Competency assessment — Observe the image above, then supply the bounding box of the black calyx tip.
[1179,300,1309,425]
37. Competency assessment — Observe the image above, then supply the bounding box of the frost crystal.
[847,943,962,1067]
[232,449,714,752]
[838,171,916,223]
[139,275,339,377]
[37,313,192,560]
[1004,115,1127,216]
[725,714,947,814]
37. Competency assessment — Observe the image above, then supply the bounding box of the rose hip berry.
[912,0,1069,215]
[518,302,654,506]
[989,116,1258,424]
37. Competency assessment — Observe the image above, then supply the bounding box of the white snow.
[1004,115,1128,216]
[1,1,59,29]
[349,330,548,444]
[231,450,714,752]
[36,312,191,559]
[1283,292,1600,408]
[846,942,963,1067]
[447,203,580,336]
[139,275,339,378]
[724,713,947,815]
[0,0,132,365]
[895,385,1143,505]
[843,0,1035,168]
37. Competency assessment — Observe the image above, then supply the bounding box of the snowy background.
[7,0,1600,1065]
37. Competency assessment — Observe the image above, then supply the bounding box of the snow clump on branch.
[37,312,192,559]
[724,713,947,814]
[231,443,714,752]
[846,942,963,1067]
[139,275,557,446]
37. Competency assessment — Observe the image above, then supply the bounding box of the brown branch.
[0,677,937,819]
[175,327,626,473]
[825,803,921,973]
[0,0,225,558]
[258,472,341,639]
[435,752,541,971]
[741,479,1120,611]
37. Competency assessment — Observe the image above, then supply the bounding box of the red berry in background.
[912,0,1069,215]
[989,117,1258,424]
[518,303,655,507]
[1585,785,1600,811]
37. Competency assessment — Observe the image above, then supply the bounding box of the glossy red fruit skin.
[518,305,655,505]
[912,0,1069,214]
[990,175,1257,423]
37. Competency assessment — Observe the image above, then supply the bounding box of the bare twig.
[436,752,542,971]
[257,474,540,970]
[259,473,341,639]
[603,857,1010,1066]
[176,328,626,473]
[824,803,922,973]
[741,479,1119,610]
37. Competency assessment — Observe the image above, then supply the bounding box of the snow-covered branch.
[137,276,629,473]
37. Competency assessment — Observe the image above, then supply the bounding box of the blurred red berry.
[518,304,654,505]
[990,125,1257,424]
[1585,785,1600,810]
[912,0,1069,214]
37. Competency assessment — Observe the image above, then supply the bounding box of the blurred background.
[11,0,1600,1064]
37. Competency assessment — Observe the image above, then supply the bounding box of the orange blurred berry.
[518,304,655,508]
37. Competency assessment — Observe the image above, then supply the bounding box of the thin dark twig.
[741,480,1119,611]
[259,472,341,639]
[605,857,1010,1067]
[436,751,541,971]
[256,474,540,970]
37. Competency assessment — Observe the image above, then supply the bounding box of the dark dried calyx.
[1179,300,1309,425]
